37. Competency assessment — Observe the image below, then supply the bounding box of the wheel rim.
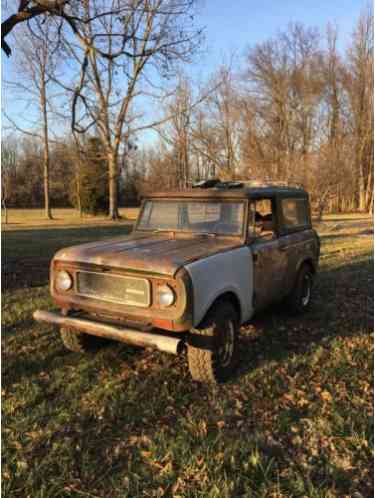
[217,319,235,367]
[301,274,311,307]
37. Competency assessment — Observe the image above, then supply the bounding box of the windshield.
[137,200,245,236]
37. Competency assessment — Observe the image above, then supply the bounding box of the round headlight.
[55,270,73,292]
[157,284,175,307]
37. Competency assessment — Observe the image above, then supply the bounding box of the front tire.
[286,264,314,314]
[187,301,239,384]
[60,327,104,353]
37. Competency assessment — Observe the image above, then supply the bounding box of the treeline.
[1,136,140,211]
[2,3,373,216]
[143,14,374,214]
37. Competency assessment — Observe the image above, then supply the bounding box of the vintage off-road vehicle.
[34,181,320,383]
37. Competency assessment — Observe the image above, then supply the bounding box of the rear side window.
[281,198,309,230]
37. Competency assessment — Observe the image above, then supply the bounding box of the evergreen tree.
[79,137,109,215]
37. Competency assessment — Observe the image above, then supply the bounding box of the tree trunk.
[368,188,374,216]
[43,149,52,220]
[108,151,120,220]
[317,203,324,222]
[2,200,8,224]
[365,165,373,212]
[358,163,367,211]
[184,137,189,189]
[76,164,82,218]
[371,194,374,218]
[41,79,52,220]
[72,134,83,217]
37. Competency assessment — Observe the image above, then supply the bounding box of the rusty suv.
[34,180,320,383]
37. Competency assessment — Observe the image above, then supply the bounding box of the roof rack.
[242,180,305,189]
[191,179,221,189]
[214,181,244,189]
[191,178,305,190]
[192,179,244,189]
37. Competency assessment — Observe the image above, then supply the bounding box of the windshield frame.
[135,198,248,239]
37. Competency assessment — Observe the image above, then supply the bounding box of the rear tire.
[187,301,239,384]
[286,264,314,314]
[60,327,104,353]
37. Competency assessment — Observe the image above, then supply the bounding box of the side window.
[248,198,276,241]
[281,198,309,230]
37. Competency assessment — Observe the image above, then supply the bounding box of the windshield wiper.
[196,232,217,237]
[152,229,177,237]
[151,229,218,237]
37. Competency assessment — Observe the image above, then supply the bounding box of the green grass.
[2,217,373,497]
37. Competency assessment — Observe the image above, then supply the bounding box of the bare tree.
[314,24,345,213]
[2,1,66,56]
[191,66,241,180]
[343,6,374,212]
[3,1,202,219]
[5,20,61,219]
[155,77,193,189]
[48,1,202,219]
[244,24,324,180]
[1,136,18,223]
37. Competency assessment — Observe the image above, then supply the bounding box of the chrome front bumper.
[33,310,184,355]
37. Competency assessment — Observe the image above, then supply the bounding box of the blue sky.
[2,0,366,143]
[193,0,362,71]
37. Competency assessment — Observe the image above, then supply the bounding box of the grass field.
[2,214,373,497]
[1,207,140,231]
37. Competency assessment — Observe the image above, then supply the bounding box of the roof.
[146,184,308,200]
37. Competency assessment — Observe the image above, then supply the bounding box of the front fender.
[185,247,254,327]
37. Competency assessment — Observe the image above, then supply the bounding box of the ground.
[2,212,373,498]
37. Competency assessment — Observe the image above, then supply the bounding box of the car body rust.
[54,232,243,277]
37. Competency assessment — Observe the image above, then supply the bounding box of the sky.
[1,0,367,144]
[191,0,363,73]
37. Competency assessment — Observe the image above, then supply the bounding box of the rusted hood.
[54,233,242,276]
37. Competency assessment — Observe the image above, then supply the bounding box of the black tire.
[187,301,239,384]
[286,264,314,314]
[60,327,105,353]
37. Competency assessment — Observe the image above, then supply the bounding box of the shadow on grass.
[234,255,373,380]
[318,216,372,223]
[3,224,133,291]
[320,231,373,241]
[3,325,145,389]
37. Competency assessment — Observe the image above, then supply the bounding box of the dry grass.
[1,207,140,231]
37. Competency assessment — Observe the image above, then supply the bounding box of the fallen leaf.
[320,390,332,402]
[140,451,152,458]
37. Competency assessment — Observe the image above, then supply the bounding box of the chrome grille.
[76,271,150,307]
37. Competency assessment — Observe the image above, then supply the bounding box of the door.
[247,197,288,310]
